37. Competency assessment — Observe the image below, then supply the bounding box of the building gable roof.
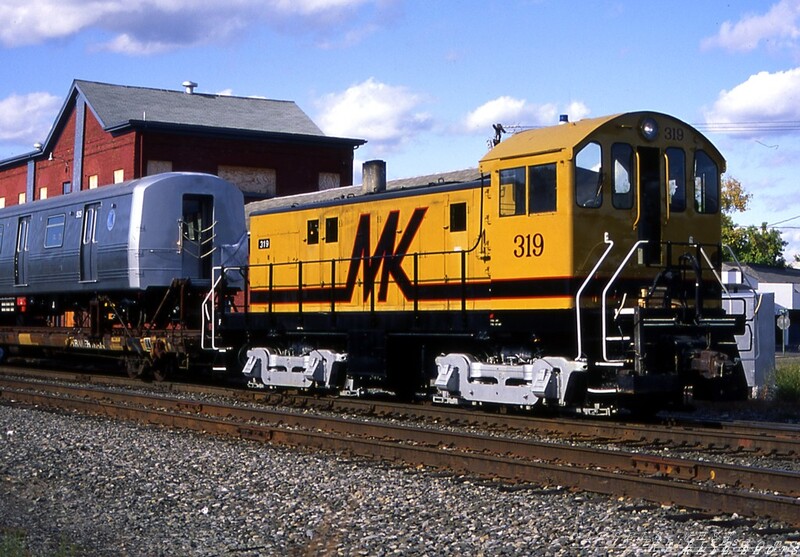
[723,262,800,285]
[1,79,364,168]
[73,80,328,137]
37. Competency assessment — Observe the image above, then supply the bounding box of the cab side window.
[694,150,719,214]
[666,147,686,212]
[529,163,556,213]
[575,142,602,208]
[611,143,634,209]
[499,167,526,216]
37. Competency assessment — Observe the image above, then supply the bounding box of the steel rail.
[1,380,799,527]
[1,366,798,456]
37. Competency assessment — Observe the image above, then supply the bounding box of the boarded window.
[218,166,276,197]
[319,172,340,190]
[147,160,173,175]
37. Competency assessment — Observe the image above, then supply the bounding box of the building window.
[0,198,5,208]
[147,160,173,176]
[319,172,340,190]
[218,166,276,197]
[307,219,319,245]
[450,202,467,232]
[39,187,48,200]
[62,182,71,195]
[114,169,124,184]
[89,175,98,190]
[325,217,338,243]
[18,193,25,205]
[44,214,66,248]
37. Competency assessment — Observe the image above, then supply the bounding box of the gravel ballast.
[1,403,798,556]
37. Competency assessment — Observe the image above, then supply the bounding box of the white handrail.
[601,240,648,363]
[201,266,230,351]
[575,232,614,360]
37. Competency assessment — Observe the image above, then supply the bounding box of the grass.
[775,360,800,403]
[0,530,81,557]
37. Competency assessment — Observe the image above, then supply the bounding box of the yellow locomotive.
[219,111,744,412]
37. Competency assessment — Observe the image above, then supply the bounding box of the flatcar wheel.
[152,361,172,382]
[126,358,146,379]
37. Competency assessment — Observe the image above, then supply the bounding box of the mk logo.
[345,207,428,302]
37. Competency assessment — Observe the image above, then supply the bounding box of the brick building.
[0,80,365,206]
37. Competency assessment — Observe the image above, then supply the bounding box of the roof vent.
[182,81,198,94]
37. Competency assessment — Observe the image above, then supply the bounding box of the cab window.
[575,142,602,208]
[529,163,556,213]
[325,217,338,243]
[611,143,634,209]
[666,147,686,212]
[450,202,467,232]
[307,219,319,244]
[499,167,526,216]
[694,150,719,214]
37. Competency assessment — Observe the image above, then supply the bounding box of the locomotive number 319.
[513,233,544,258]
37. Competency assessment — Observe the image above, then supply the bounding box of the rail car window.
[693,150,719,214]
[44,214,65,248]
[499,167,526,216]
[450,202,467,232]
[529,164,557,213]
[575,143,602,208]
[666,147,686,212]
[611,143,634,209]
[325,217,338,243]
[307,219,320,244]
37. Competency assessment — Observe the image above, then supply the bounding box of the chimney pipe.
[362,160,387,194]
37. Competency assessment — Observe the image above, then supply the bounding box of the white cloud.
[0,0,377,54]
[316,78,432,152]
[705,68,800,125]
[701,0,800,52]
[464,96,590,132]
[0,92,61,146]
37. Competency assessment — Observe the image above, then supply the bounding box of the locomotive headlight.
[639,117,659,141]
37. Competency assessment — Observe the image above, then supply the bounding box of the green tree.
[721,176,786,267]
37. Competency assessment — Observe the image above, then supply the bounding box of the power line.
[692,121,800,133]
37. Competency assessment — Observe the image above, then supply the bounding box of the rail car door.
[637,147,662,264]
[14,216,30,286]
[80,203,100,282]
[181,195,213,280]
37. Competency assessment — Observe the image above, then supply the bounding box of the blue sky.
[2,0,800,261]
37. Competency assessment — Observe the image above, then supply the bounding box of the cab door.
[181,195,213,280]
[14,216,30,285]
[637,147,662,264]
[80,203,100,282]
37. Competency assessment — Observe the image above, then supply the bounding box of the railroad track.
[1,371,799,527]
[2,366,798,457]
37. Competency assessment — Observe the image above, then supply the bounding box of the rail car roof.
[480,111,723,168]
[0,172,228,218]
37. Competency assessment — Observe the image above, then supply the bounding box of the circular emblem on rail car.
[107,209,116,231]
